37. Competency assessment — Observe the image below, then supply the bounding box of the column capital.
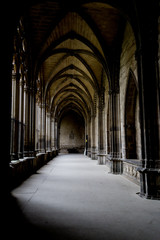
[12,73,17,81]
[12,72,21,83]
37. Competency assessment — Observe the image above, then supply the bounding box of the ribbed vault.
[17,0,125,152]
[28,1,123,124]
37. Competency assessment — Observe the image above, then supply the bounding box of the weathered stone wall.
[119,21,141,160]
[59,111,85,153]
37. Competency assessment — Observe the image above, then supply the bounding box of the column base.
[10,153,18,161]
[137,167,160,200]
[97,154,106,165]
[87,149,91,158]
[91,152,97,160]
[109,158,123,174]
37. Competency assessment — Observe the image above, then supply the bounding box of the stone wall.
[59,111,85,153]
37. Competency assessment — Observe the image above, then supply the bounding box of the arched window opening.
[125,71,138,159]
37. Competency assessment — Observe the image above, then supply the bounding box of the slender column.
[84,120,88,155]
[35,102,39,152]
[87,117,91,157]
[54,120,58,150]
[29,87,35,157]
[46,112,51,151]
[108,90,122,173]
[26,86,32,156]
[10,73,17,159]
[91,115,96,159]
[11,74,16,119]
[18,76,24,158]
[40,103,45,152]
[23,84,29,156]
[31,87,36,157]
[11,73,20,159]
[91,93,98,159]
[51,116,55,150]
[97,91,106,164]
[106,96,111,155]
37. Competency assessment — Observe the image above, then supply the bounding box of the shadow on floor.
[6,195,98,240]
[6,194,120,240]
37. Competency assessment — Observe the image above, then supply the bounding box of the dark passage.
[59,110,85,153]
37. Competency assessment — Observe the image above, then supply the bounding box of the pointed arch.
[125,69,138,159]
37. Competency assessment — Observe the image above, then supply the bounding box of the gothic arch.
[125,70,138,159]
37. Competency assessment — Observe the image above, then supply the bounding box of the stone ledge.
[137,167,160,173]
[122,159,142,166]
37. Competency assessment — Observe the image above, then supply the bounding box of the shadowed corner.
[5,194,95,240]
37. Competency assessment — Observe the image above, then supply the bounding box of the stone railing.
[106,154,141,185]
[122,159,141,184]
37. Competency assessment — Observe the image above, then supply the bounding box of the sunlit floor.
[9,154,160,240]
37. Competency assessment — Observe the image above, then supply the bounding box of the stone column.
[26,86,35,157]
[108,89,122,173]
[46,112,51,152]
[91,93,98,160]
[23,84,29,156]
[87,117,91,157]
[54,120,58,150]
[106,96,111,155]
[35,102,40,152]
[97,91,106,164]
[40,103,46,153]
[51,116,55,150]
[31,87,36,157]
[91,115,96,160]
[18,76,24,158]
[11,74,16,119]
[136,34,160,199]
[10,73,18,160]
[11,72,20,159]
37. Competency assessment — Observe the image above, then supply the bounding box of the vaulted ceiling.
[24,1,126,122]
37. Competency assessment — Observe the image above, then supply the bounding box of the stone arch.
[125,70,138,159]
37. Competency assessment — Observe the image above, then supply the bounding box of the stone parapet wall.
[123,161,140,184]
[9,150,58,189]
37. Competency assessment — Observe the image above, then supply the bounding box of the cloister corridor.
[8,154,160,240]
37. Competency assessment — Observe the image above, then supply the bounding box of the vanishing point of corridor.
[10,154,160,240]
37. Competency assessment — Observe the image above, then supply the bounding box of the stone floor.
[8,154,160,240]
